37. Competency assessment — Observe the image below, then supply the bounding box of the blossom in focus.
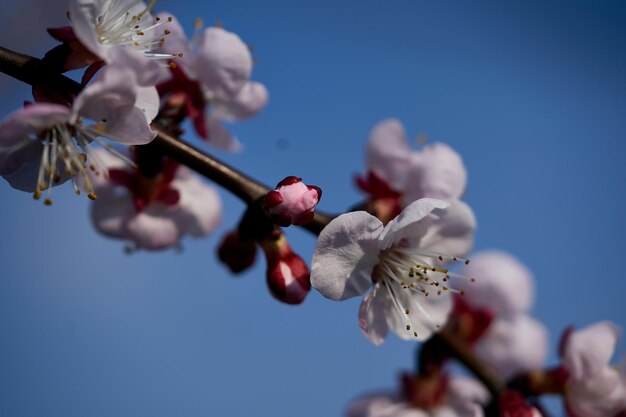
[64,0,177,78]
[560,322,626,417]
[0,63,158,203]
[356,119,466,223]
[346,374,487,417]
[156,15,268,150]
[311,198,476,344]
[89,148,221,251]
[263,176,322,227]
[457,251,548,380]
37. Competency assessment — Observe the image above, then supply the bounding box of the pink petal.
[365,119,412,191]
[564,321,622,381]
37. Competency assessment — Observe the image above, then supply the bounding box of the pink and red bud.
[260,233,311,304]
[263,176,321,227]
[217,230,258,274]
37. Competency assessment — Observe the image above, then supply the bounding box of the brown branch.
[0,46,333,235]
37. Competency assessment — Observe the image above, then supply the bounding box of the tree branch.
[0,46,332,235]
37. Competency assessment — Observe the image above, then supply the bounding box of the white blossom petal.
[205,114,243,151]
[564,321,622,381]
[385,280,452,341]
[566,367,626,417]
[311,211,383,300]
[173,171,222,237]
[404,142,467,202]
[195,27,253,99]
[366,119,412,190]
[359,283,390,345]
[474,315,549,380]
[125,205,182,250]
[417,199,476,258]
[378,198,450,250]
[213,81,269,121]
[460,251,534,318]
[91,191,135,238]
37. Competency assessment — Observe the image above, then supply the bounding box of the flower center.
[34,124,100,205]
[94,0,181,60]
[375,247,474,339]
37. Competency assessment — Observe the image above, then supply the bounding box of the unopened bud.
[261,233,311,304]
[217,230,257,274]
[263,176,321,227]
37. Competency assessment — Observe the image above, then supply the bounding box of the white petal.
[474,315,549,380]
[205,114,243,151]
[358,284,390,345]
[173,171,222,237]
[311,211,383,300]
[564,321,622,381]
[105,46,162,87]
[125,205,183,250]
[135,86,160,123]
[90,191,135,239]
[417,199,476,258]
[366,119,412,190]
[195,27,253,99]
[213,81,268,121]
[346,392,417,417]
[378,198,449,250]
[566,367,626,417]
[69,0,107,58]
[404,142,467,202]
[447,377,490,411]
[460,251,534,318]
[385,280,452,342]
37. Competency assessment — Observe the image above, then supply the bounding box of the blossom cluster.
[0,2,622,417]
[0,0,267,250]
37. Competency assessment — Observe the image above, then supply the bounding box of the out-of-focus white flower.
[561,322,626,417]
[156,15,267,150]
[311,198,476,344]
[0,63,158,202]
[89,148,221,251]
[346,375,487,417]
[358,119,466,207]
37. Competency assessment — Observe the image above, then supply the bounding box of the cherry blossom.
[311,198,476,344]
[0,63,158,203]
[346,375,487,417]
[67,0,177,79]
[455,251,548,380]
[356,119,466,222]
[89,148,221,251]
[560,322,626,417]
[156,15,267,150]
[263,176,322,227]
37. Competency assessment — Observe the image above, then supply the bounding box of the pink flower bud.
[499,391,543,417]
[217,230,257,274]
[261,233,311,304]
[264,176,321,227]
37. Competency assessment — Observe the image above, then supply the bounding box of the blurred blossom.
[311,198,475,344]
[89,148,221,251]
[474,315,549,380]
[156,14,267,150]
[560,321,626,417]
[346,374,487,417]
[0,62,157,203]
[356,119,466,223]
[452,251,548,380]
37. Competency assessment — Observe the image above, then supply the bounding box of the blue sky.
[1,1,625,416]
